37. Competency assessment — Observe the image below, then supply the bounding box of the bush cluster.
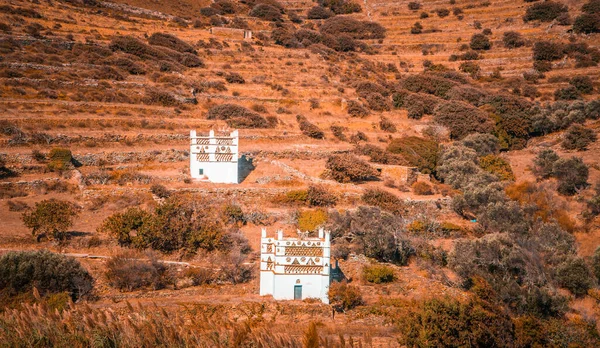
[433,101,494,139]
[532,149,589,195]
[109,35,203,70]
[561,124,597,150]
[319,16,386,39]
[98,195,234,253]
[523,1,569,22]
[249,4,283,21]
[400,298,515,347]
[0,250,93,301]
[207,104,269,128]
[327,207,413,264]
[400,74,458,99]
[346,100,370,117]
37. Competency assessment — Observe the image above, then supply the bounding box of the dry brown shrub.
[326,154,378,183]
[412,181,432,195]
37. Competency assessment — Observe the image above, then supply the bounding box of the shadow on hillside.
[238,155,255,183]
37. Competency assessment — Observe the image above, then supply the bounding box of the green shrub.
[0,250,93,301]
[410,22,422,34]
[22,199,79,241]
[401,74,458,98]
[326,153,378,183]
[400,298,515,347]
[97,207,151,247]
[99,196,225,253]
[460,133,499,156]
[569,76,594,94]
[144,88,180,107]
[361,188,405,215]
[327,206,413,264]
[408,2,421,10]
[523,1,568,22]
[479,155,515,181]
[554,86,581,101]
[555,257,594,297]
[533,41,564,61]
[47,147,72,172]
[533,149,560,179]
[561,124,597,150]
[435,8,450,17]
[363,264,394,283]
[387,136,439,174]
[470,33,491,50]
[459,61,481,78]
[328,281,363,310]
[221,203,245,225]
[451,233,566,316]
[552,157,589,195]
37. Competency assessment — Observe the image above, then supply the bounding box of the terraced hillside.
[1,0,600,345]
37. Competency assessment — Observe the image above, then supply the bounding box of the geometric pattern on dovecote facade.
[189,129,238,184]
[260,228,331,304]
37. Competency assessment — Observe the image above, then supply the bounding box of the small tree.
[22,199,78,241]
